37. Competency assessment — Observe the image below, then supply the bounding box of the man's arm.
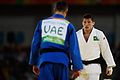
[29,22,41,65]
[68,23,83,79]
[29,21,42,75]
[99,31,116,76]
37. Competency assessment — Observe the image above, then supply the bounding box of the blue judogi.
[29,14,83,80]
[38,62,69,80]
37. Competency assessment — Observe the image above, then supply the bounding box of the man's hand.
[106,66,113,76]
[71,71,80,79]
[33,65,40,75]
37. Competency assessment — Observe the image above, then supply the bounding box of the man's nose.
[85,23,89,26]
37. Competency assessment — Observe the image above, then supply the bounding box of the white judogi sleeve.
[98,31,116,67]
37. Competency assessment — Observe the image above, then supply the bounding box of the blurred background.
[0,0,120,80]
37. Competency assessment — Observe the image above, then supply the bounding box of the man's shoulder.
[64,19,70,24]
[42,18,70,24]
[94,28,105,38]
[42,18,51,21]
[76,29,82,34]
[94,28,103,34]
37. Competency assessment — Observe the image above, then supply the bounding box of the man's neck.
[83,28,93,34]
[55,11,65,17]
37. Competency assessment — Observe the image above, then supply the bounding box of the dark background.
[0,0,120,80]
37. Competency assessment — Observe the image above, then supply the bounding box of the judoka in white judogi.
[76,13,116,80]
[76,28,116,80]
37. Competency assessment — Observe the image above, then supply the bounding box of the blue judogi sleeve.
[68,23,83,71]
[29,21,42,66]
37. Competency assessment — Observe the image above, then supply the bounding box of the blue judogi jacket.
[29,14,83,71]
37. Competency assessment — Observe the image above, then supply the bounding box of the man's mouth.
[85,27,89,28]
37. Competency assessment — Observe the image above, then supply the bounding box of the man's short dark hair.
[53,1,68,12]
[83,13,94,21]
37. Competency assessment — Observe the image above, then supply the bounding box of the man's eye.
[88,21,91,23]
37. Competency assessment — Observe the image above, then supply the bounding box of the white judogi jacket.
[76,28,116,73]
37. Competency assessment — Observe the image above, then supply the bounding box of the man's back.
[41,18,69,46]
[29,1,83,80]
[38,15,71,68]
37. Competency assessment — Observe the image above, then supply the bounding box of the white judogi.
[76,28,116,80]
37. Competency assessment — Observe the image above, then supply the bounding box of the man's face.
[82,18,95,31]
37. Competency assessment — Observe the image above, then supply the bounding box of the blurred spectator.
[6,31,15,45]
[16,31,25,45]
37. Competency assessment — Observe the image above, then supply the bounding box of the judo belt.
[40,48,68,56]
[82,58,100,65]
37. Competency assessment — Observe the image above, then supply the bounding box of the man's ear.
[64,9,68,17]
[53,8,56,13]
[65,8,68,13]
[93,22,95,25]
